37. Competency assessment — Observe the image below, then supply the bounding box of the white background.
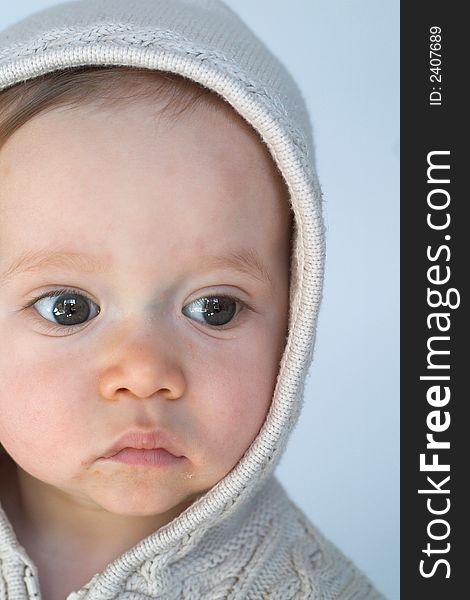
[0,1,399,598]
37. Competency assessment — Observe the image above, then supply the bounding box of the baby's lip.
[101,429,185,459]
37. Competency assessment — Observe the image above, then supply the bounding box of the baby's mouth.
[101,428,185,460]
[102,447,186,467]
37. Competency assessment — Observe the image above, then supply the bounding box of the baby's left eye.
[182,295,243,329]
[32,289,100,327]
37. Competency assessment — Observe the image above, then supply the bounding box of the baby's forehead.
[0,102,292,285]
[0,66,289,201]
[0,69,292,278]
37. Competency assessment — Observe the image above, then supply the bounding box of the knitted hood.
[0,1,335,599]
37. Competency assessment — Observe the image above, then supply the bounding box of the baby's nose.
[96,326,187,402]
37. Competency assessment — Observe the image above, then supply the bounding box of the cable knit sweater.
[1,473,382,600]
[0,1,385,598]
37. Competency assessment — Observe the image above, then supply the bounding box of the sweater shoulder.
[239,478,386,600]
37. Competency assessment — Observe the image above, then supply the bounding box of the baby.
[0,1,383,599]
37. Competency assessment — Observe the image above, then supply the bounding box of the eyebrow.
[1,247,273,288]
[1,249,111,285]
[199,249,273,288]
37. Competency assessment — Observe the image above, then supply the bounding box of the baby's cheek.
[193,350,273,472]
[0,354,40,451]
[0,351,83,475]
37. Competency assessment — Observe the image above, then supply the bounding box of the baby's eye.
[31,289,100,328]
[26,290,246,333]
[182,295,244,329]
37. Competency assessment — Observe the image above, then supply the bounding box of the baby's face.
[0,98,290,523]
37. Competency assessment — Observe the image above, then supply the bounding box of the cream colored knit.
[0,1,384,598]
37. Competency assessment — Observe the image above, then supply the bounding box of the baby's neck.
[0,456,158,600]
[0,457,205,599]
[0,454,22,531]
[19,533,107,600]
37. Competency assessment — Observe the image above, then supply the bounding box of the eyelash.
[22,287,250,335]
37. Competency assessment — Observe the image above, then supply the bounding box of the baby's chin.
[12,458,207,520]
[73,469,206,515]
[91,488,197,520]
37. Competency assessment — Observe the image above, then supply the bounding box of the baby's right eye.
[182,295,245,329]
[29,288,100,330]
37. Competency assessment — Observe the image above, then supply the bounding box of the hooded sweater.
[0,1,384,598]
